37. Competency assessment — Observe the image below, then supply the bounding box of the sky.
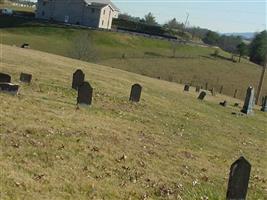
[28,0,266,33]
[112,0,267,33]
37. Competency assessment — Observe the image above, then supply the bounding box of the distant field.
[0,44,266,199]
[0,16,266,100]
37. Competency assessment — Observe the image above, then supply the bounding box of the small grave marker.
[129,84,142,102]
[226,156,251,200]
[20,73,32,83]
[184,84,190,92]
[72,69,85,90]
[241,86,254,115]
[0,83,19,95]
[261,96,267,112]
[77,81,93,105]
[21,43,30,48]
[198,91,206,100]
[0,73,11,83]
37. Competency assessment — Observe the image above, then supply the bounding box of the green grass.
[0,16,266,101]
[0,44,266,200]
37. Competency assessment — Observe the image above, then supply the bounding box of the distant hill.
[223,32,256,40]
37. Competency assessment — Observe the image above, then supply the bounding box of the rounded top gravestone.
[184,84,190,92]
[72,69,85,90]
[198,91,207,100]
[77,81,93,105]
[129,84,142,102]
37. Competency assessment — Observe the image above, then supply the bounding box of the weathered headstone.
[220,85,224,94]
[226,157,251,200]
[20,73,32,83]
[211,88,216,96]
[77,81,93,105]
[241,86,255,115]
[72,69,85,90]
[196,86,200,92]
[129,84,142,102]
[198,91,206,100]
[261,96,267,112]
[184,84,190,92]
[234,89,238,98]
[0,83,19,95]
[220,100,228,107]
[0,73,11,83]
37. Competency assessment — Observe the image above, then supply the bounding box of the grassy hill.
[0,16,266,101]
[0,44,266,199]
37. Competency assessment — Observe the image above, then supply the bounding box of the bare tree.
[69,33,96,61]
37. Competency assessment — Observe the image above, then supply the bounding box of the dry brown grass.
[0,45,266,200]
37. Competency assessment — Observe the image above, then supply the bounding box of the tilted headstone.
[129,84,142,102]
[220,100,228,107]
[0,73,11,83]
[241,86,255,115]
[184,84,190,92]
[20,73,32,83]
[261,96,267,112]
[220,85,224,94]
[196,86,200,93]
[234,89,238,98]
[72,69,85,90]
[0,83,19,95]
[77,81,93,105]
[198,91,206,100]
[226,156,251,200]
[211,88,216,96]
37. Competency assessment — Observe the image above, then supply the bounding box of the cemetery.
[0,44,266,199]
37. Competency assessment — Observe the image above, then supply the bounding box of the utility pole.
[183,12,189,32]
[255,54,267,105]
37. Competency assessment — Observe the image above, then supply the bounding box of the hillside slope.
[1,16,266,100]
[0,45,266,200]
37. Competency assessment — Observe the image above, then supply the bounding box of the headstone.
[129,84,142,102]
[0,73,11,83]
[184,84,190,92]
[0,83,19,95]
[20,73,32,83]
[211,88,216,96]
[196,86,200,92]
[220,100,228,107]
[198,91,206,100]
[234,89,238,98]
[241,86,255,115]
[261,96,267,112]
[77,81,93,105]
[21,43,29,48]
[220,85,224,94]
[72,69,85,90]
[226,157,251,200]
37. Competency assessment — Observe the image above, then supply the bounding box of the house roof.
[84,0,119,11]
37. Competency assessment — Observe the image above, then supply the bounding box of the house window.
[42,11,45,16]
[102,20,104,25]
[91,8,95,13]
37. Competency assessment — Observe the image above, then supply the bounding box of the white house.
[36,0,119,29]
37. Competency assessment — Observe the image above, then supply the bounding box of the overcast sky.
[30,0,266,32]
